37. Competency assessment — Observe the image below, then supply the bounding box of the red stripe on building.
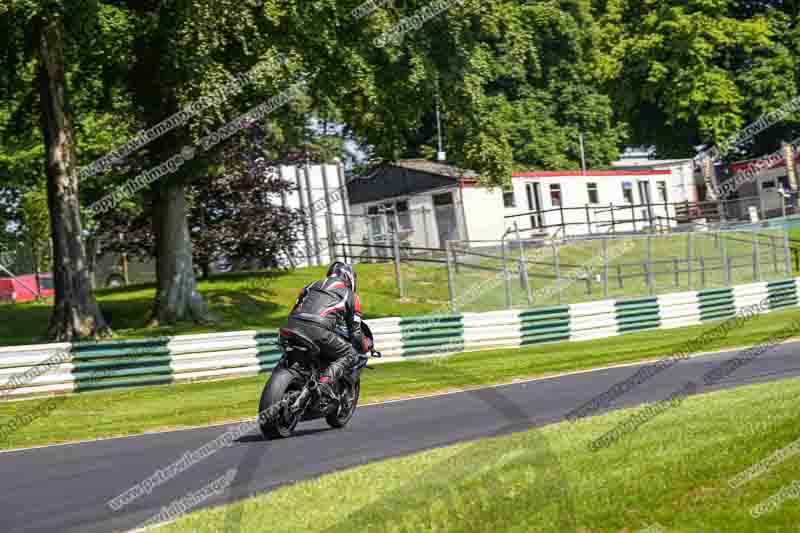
[730,156,786,174]
[513,170,672,178]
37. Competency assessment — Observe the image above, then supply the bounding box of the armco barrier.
[0,278,798,399]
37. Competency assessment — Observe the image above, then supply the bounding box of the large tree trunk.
[38,16,110,341]
[151,181,213,324]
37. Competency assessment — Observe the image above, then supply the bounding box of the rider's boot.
[319,354,357,405]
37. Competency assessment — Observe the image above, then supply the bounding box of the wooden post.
[445,241,456,312]
[553,242,561,305]
[609,203,616,235]
[585,204,592,234]
[721,233,730,286]
[393,230,404,298]
[687,231,694,289]
[602,237,609,298]
[646,234,654,295]
[502,237,512,309]
[700,256,706,288]
[673,257,679,287]
[753,226,760,281]
[121,253,129,285]
[770,235,778,273]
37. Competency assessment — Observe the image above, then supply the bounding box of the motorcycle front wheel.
[259,370,304,439]
[326,379,360,428]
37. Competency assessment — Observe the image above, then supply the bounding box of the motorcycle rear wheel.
[259,370,304,439]
[326,379,360,428]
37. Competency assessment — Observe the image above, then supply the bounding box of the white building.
[345,160,473,250]
[279,162,352,267]
[611,156,700,203]
[501,169,678,236]
[345,161,681,248]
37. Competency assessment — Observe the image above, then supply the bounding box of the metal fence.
[503,194,800,238]
[325,224,796,314]
[441,226,794,312]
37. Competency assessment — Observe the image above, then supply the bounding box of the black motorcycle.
[258,322,380,439]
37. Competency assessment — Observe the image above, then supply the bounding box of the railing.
[2,278,797,399]
[504,194,799,237]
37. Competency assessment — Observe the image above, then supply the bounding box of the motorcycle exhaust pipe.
[290,379,316,413]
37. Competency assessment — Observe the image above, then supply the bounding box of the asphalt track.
[1,340,799,533]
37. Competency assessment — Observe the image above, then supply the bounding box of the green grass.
[157,376,800,533]
[0,264,449,347]
[1,305,798,451]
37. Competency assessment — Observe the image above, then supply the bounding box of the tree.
[191,125,301,278]
[38,11,112,338]
[19,185,51,292]
[595,0,774,156]
[0,1,116,339]
[115,0,311,325]
[304,0,625,183]
[1,0,138,339]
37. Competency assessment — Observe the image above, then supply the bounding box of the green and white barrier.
[1,277,798,399]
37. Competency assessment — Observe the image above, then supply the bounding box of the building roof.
[391,159,479,179]
[347,159,469,205]
[612,158,694,169]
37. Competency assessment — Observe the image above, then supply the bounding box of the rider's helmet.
[327,262,357,292]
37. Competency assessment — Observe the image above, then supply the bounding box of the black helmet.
[327,261,357,292]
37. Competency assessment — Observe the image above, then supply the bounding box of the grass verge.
[0,305,798,451]
[157,376,800,532]
[0,264,450,347]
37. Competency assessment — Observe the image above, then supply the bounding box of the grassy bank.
[0,264,449,347]
[0,305,798,450]
[158,376,800,532]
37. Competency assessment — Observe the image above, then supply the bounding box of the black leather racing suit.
[285,275,368,385]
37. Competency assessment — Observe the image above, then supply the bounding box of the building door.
[433,192,458,246]
[525,182,544,229]
[637,180,653,226]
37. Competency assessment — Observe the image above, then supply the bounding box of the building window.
[396,200,411,230]
[503,187,516,208]
[367,205,383,237]
[587,182,599,204]
[657,181,668,202]
[622,182,634,204]
[433,192,453,206]
[549,184,562,206]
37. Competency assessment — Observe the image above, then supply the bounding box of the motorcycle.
[258,322,381,439]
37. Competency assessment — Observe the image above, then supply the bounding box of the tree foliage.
[595,0,797,158]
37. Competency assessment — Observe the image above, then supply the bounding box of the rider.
[284,262,368,398]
